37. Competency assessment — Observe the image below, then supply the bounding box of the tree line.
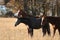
[4,0,60,17]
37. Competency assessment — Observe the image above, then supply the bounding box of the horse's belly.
[32,26,41,29]
[30,18,41,29]
[31,22,41,29]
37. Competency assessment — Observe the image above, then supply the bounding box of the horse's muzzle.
[15,23,17,27]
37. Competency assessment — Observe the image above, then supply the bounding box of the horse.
[41,15,60,37]
[14,9,42,37]
[15,17,42,37]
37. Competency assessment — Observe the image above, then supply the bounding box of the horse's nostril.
[15,24,17,27]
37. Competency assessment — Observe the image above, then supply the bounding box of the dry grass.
[0,17,60,40]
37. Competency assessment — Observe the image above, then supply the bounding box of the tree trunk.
[23,0,29,13]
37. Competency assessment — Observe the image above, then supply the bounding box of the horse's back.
[29,17,41,28]
[44,16,60,25]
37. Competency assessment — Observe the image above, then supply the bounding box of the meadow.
[0,17,60,40]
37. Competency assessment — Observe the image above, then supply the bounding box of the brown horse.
[17,9,39,18]
[14,9,29,18]
[18,9,35,18]
[41,15,60,37]
[18,10,28,17]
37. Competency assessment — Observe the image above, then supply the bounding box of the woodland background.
[0,0,60,17]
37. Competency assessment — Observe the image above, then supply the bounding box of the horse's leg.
[28,28,33,37]
[42,25,46,36]
[46,23,51,36]
[53,27,56,37]
[58,28,60,35]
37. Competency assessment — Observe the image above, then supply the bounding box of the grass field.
[0,17,60,40]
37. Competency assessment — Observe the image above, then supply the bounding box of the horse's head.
[15,18,21,26]
[15,18,29,27]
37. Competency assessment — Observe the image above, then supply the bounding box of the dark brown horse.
[42,15,60,36]
[14,10,42,37]
[15,17,42,37]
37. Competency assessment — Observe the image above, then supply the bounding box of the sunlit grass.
[0,18,60,40]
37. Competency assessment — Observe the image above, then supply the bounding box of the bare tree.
[4,0,10,5]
